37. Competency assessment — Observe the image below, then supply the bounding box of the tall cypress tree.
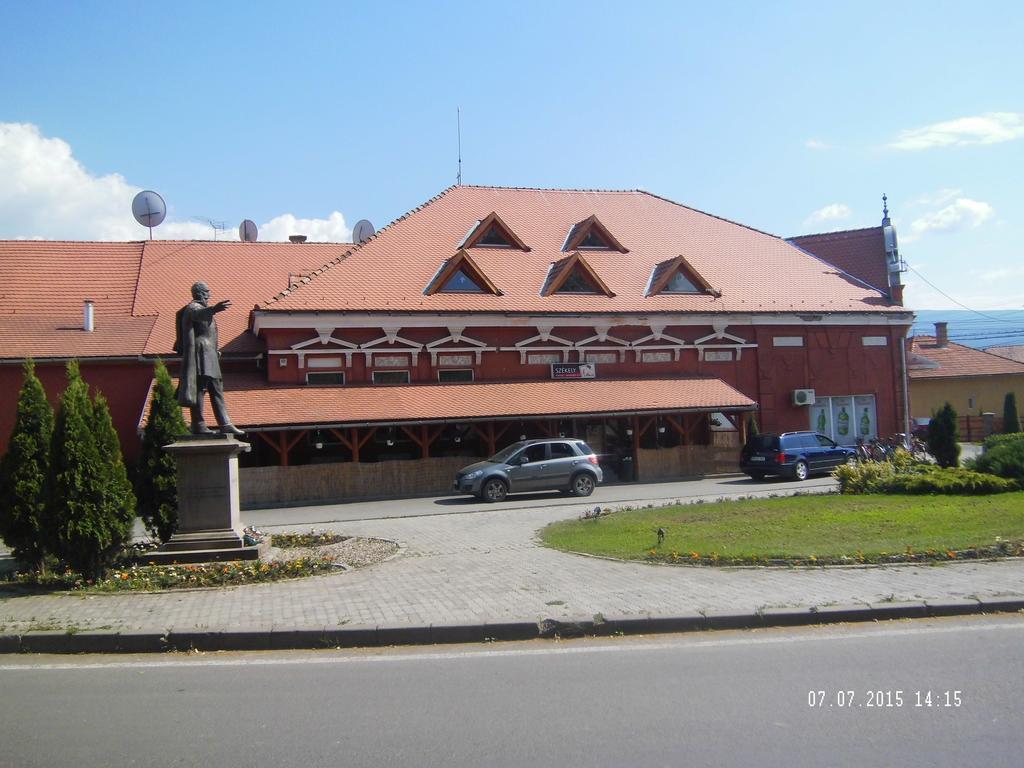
[0,359,55,571]
[47,362,134,579]
[91,391,137,565]
[1003,392,1021,434]
[135,359,187,542]
[927,402,961,469]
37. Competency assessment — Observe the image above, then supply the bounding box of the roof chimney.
[83,300,95,332]
[935,321,948,347]
[289,235,307,244]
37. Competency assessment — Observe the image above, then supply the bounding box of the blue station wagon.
[740,431,856,481]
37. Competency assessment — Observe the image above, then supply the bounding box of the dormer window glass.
[477,224,512,247]
[664,271,700,293]
[578,229,612,249]
[441,268,485,293]
[557,269,599,294]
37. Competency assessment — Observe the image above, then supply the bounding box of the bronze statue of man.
[175,281,244,435]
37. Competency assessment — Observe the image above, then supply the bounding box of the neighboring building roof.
[0,240,349,360]
[190,376,757,429]
[263,186,902,316]
[787,227,889,294]
[985,344,1024,364]
[908,336,1024,380]
[132,241,346,354]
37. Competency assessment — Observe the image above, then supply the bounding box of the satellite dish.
[131,190,166,238]
[239,219,259,242]
[353,219,375,244]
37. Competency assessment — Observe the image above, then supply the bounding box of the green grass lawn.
[540,492,1024,565]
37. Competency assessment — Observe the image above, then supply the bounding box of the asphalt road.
[240,473,837,528]
[1,614,1020,768]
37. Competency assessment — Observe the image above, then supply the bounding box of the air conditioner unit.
[793,388,816,406]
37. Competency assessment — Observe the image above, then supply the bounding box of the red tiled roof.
[788,227,889,294]
[0,241,144,317]
[908,336,1024,380]
[264,186,901,315]
[179,375,757,429]
[0,315,157,359]
[133,241,349,354]
[0,240,350,360]
[985,345,1024,364]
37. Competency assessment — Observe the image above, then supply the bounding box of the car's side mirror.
[518,455,531,465]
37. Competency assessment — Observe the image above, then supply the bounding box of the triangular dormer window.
[424,250,502,296]
[563,215,628,253]
[460,212,530,251]
[442,268,484,292]
[542,253,615,297]
[646,255,718,297]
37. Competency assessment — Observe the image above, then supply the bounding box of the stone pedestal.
[147,435,263,564]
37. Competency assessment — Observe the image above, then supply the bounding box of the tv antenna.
[131,190,166,239]
[191,216,228,240]
[239,219,259,242]
[456,107,462,186]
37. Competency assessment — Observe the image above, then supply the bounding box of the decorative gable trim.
[645,255,718,297]
[459,212,530,251]
[423,249,503,296]
[541,252,616,297]
[562,215,628,253]
[426,328,496,365]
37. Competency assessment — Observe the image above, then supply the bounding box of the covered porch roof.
[150,375,757,432]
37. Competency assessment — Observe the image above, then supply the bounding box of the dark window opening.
[372,370,411,385]
[578,229,611,249]
[557,269,599,293]
[477,224,512,247]
[305,372,346,386]
[438,369,474,382]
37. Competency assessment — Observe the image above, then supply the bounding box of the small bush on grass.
[974,439,1024,482]
[982,432,1024,452]
[875,466,1018,495]
[834,460,897,494]
[928,402,961,468]
[1003,392,1021,434]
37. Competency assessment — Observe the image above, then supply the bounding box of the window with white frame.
[306,371,346,386]
[372,370,411,385]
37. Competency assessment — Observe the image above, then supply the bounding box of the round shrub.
[974,439,1024,481]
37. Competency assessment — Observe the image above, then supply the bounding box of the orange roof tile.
[0,239,350,360]
[133,240,349,354]
[985,345,1024,364]
[176,375,756,429]
[0,315,157,359]
[264,186,902,316]
[788,227,889,294]
[908,336,1024,380]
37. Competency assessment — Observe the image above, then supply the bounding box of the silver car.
[453,438,604,502]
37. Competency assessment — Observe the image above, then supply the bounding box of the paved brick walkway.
[3,500,1023,635]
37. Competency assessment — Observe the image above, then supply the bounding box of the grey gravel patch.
[265,537,399,569]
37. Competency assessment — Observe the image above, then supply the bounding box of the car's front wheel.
[570,473,595,497]
[481,477,508,502]
[792,460,809,481]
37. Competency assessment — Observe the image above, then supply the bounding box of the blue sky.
[2,0,1022,312]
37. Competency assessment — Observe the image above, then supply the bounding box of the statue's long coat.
[174,301,222,407]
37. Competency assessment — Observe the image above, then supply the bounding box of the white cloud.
[905,198,994,242]
[804,138,830,150]
[0,122,351,242]
[802,203,852,230]
[888,112,1024,151]
[911,188,962,208]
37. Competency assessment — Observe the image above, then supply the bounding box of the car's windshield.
[489,441,527,464]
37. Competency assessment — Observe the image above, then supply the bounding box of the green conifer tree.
[0,360,55,571]
[1003,392,1021,434]
[927,402,961,469]
[136,359,187,541]
[47,362,134,579]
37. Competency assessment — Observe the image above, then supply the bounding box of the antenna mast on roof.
[191,217,228,240]
[456,107,462,186]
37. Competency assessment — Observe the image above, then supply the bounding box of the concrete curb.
[1,598,1021,655]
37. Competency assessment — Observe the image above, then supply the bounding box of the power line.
[906,263,1024,323]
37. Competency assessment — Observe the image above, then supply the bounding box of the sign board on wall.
[551,363,596,380]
